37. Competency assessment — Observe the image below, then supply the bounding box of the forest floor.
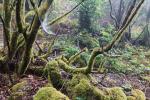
[0,38,150,99]
[0,71,150,99]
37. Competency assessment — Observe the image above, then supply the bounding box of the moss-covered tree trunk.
[0,0,53,76]
[17,0,54,75]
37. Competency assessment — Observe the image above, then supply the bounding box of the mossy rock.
[106,87,127,100]
[131,89,146,100]
[66,74,91,99]
[92,87,110,100]
[127,96,136,100]
[9,81,28,100]
[67,74,89,88]
[67,74,110,100]
[66,73,128,100]
[34,87,70,100]
[11,81,28,92]
[73,79,110,100]
[73,79,92,99]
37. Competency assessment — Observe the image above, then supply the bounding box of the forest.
[0,0,150,100]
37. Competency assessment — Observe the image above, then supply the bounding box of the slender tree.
[0,0,84,77]
[109,0,137,42]
[142,5,150,47]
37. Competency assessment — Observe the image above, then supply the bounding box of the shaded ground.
[91,73,150,99]
[0,72,150,100]
[0,74,48,100]
[0,35,150,99]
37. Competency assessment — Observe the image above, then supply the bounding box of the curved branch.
[86,0,145,74]
[56,59,87,74]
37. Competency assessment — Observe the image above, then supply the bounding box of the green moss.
[57,59,87,74]
[106,87,127,100]
[66,74,91,99]
[67,74,111,100]
[73,79,92,99]
[92,87,110,100]
[9,81,28,100]
[75,32,99,49]
[11,81,28,93]
[67,74,89,88]
[65,73,131,100]
[127,96,136,100]
[69,55,87,67]
[44,60,63,88]
[131,89,146,100]
[34,87,70,100]
[73,79,112,100]
[141,76,150,83]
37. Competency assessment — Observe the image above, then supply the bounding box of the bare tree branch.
[121,0,136,28]
[109,0,119,29]
[48,0,85,25]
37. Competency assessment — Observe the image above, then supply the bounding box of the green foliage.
[78,0,107,32]
[123,52,132,60]
[106,58,127,73]
[75,32,99,49]
[100,24,114,43]
[78,0,96,32]
[80,52,91,64]
[130,58,139,65]
[64,46,79,58]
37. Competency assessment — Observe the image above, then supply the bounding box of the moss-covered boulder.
[9,81,28,100]
[72,78,111,100]
[66,74,89,94]
[34,87,70,100]
[106,87,127,100]
[131,89,146,100]
[73,79,92,99]
[127,96,136,100]
[92,87,110,100]
[66,74,110,100]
